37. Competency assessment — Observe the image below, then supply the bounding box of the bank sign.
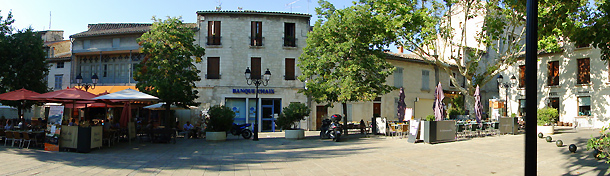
[232,88,275,94]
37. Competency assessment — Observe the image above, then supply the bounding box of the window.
[207,57,220,79]
[547,61,559,86]
[284,23,296,47]
[548,97,560,115]
[519,99,526,116]
[112,38,120,48]
[577,58,590,84]
[207,21,221,45]
[394,67,403,88]
[251,57,261,79]
[519,65,526,88]
[285,58,295,80]
[578,96,591,116]
[54,75,63,90]
[251,21,262,46]
[83,40,90,49]
[56,62,64,68]
[422,70,430,91]
[450,72,457,87]
[103,64,107,77]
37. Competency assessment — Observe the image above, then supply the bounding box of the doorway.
[316,106,328,130]
[261,99,281,132]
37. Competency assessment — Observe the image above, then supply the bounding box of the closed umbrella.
[433,82,446,121]
[120,102,131,128]
[474,85,483,124]
[397,87,407,121]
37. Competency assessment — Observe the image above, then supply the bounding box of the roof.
[384,52,435,63]
[70,23,198,38]
[197,10,311,18]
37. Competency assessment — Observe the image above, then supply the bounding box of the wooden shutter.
[547,61,559,86]
[208,21,214,44]
[251,57,261,79]
[251,21,256,46]
[578,58,590,84]
[213,21,221,44]
[519,65,526,88]
[285,58,295,80]
[207,57,220,79]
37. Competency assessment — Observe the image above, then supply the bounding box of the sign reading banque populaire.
[232,88,275,94]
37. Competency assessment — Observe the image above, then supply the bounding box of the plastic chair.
[4,131,14,146]
[12,132,22,148]
[21,132,32,149]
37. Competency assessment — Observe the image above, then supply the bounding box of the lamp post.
[244,67,271,141]
[75,74,99,91]
[497,75,516,117]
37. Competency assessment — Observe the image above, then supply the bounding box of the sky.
[1,0,355,39]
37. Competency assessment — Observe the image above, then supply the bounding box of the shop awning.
[85,86,137,95]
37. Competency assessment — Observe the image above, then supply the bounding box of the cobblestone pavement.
[0,128,607,176]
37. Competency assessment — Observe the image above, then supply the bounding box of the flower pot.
[557,122,564,126]
[206,131,227,141]
[537,125,554,136]
[285,129,305,140]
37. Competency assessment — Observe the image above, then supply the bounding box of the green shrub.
[587,125,610,163]
[276,103,311,130]
[425,115,435,121]
[537,107,558,126]
[448,107,465,118]
[207,105,235,132]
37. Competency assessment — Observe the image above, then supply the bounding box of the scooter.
[229,123,253,139]
[320,114,342,142]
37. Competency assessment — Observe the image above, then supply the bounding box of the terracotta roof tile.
[197,10,311,17]
[70,23,198,38]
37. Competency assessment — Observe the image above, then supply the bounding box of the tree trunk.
[342,102,348,136]
[464,94,476,117]
[165,102,173,129]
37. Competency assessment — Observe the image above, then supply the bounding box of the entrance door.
[373,103,381,117]
[261,99,281,132]
[316,106,327,130]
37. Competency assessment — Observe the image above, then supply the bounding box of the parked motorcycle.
[229,123,253,139]
[320,114,342,142]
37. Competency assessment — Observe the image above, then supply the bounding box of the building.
[310,52,464,130]
[38,30,71,91]
[194,11,311,132]
[500,44,609,128]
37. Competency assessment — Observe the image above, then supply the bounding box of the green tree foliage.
[0,11,49,117]
[206,105,235,132]
[135,16,205,128]
[572,0,610,61]
[299,1,396,134]
[356,0,586,111]
[536,107,558,126]
[277,103,311,130]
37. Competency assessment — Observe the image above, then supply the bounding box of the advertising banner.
[45,106,64,151]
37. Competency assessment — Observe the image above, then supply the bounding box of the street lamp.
[75,74,99,91]
[245,67,271,141]
[497,74,516,117]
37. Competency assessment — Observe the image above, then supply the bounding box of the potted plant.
[206,105,235,141]
[537,107,558,135]
[276,102,311,139]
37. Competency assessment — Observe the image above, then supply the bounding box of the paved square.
[0,129,607,176]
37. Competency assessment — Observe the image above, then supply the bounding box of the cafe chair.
[4,131,14,146]
[21,132,32,149]
[12,131,23,148]
[0,130,5,142]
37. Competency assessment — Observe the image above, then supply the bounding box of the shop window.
[519,65,525,88]
[251,21,263,46]
[207,57,220,79]
[547,61,559,86]
[251,57,261,79]
[207,21,221,45]
[284,23,296,47]
[578,96,591,116]
[577,58,590,84]
[285,58,295,80]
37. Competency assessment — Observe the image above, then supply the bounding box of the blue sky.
[1,0,355,39]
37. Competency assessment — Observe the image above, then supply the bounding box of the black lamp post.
[245,67,271,141]
[497,75,516,117]
[75,74,99,91]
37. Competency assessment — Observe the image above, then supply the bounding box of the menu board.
[45,106,64,151]
[407,119,420,143]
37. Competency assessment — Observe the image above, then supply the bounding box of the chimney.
[398,46,404,54]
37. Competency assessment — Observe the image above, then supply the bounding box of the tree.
[135,16,205,128]
[276,103,311,130]
[299,1,396,135]
[0,11,49,118]
[356,0,587,112]
[571,0,610,61]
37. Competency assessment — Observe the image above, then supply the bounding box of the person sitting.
[4,120,13,130]
[183,121,195,138]
[68,119,77,126]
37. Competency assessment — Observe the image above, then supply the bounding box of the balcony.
[250,36,263,47]
[206,36,221,46]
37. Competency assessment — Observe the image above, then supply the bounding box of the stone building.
[38,30,71,91]
[194,11,311,132]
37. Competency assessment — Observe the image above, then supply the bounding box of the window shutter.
[207,57,220,79]
[251,57,261,79]
[285,58,295,80]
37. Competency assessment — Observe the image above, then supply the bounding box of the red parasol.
[0,88,41,101]
[120,102,131,128]
[30,88,97,101]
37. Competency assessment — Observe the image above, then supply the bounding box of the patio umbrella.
[31,88,97,101]
[433,82,446,121]
[397,87,407,121]
[120,102,131,128]
[92,88,159,101]
[144,102,195,110]
[0,88,42,119]
[474,85,483,124]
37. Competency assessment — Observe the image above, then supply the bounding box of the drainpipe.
[129,50,132,84]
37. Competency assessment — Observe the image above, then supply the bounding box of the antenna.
[49,11,51,30]
[286,0,301,12]
[307,0,310,14]
[215,0,222,11]
[238,7,243,11]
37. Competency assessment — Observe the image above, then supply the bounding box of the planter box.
[285,129,305,140]
[499,117,518,135]
[422,120,456,144]
[206,131,227,141]
[537,125,554,135]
